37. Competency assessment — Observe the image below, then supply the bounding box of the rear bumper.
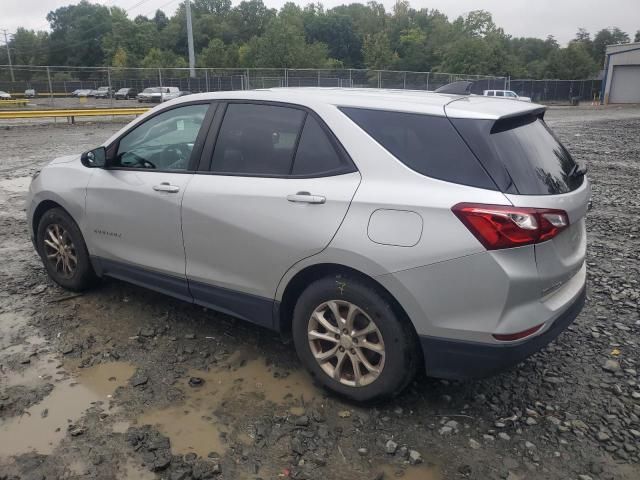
[419,286,586,379]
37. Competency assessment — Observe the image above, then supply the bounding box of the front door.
[85,103,213,300]
[181,102,361,326]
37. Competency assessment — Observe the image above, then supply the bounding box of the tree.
[593,27,630,62]
[635,30,640,42]
[304,13,363,66]
[362,32,395,69]
[546,42,598,79]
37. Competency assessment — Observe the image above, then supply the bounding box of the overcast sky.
[1,0,639,45]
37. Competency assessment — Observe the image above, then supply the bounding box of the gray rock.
[469,438,481,449]
[596,431,610,442]
[385,439,398,454]
[357,447,368,456]
[498,432,511,441]
[408,450,422,465]
[294,415,310,427]
[603,360,621,373]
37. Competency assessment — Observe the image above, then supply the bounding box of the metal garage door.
[610,65,640,103]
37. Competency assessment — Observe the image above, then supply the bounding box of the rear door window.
[291,116,345,176]
[339,107,496,190]
[451,114,583,195]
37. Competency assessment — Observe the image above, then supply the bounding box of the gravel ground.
[0,105,639,480]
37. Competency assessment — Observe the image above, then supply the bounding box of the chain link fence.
[0,65,505,97]
[0,65,601,104]
[508,79,602,104]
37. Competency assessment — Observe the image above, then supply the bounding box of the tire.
[292,274,418,402]
[36,207,98,292]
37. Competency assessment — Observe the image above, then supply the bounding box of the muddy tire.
[36,207,98,292]
[292,274,418,402]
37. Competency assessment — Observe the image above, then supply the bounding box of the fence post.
[285,68,288,87]
[403,71,407,89]
[349,68,352,88]
[46,66,53,106]
[205,69,209,92]
[107,67,113,107]
[245,68,250,90]
[158,68,163,88]
[377,71,381,88]
[426,72,429,91]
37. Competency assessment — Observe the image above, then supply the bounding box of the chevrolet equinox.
[27,88,589,401]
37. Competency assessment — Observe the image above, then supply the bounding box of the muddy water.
[139,357,319,457]
[0,361,135,456]
[378,463,441,480]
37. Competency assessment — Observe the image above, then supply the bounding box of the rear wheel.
[36,208,98,291]
[292,275,418,402]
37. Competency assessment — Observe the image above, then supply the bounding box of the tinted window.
[505,91,517,98]
[495,91,505,97]
[115,104,208,171]
[292,116,344,175]
[490,116,581,194]
[211,103,305,175]
[340,107,496,190]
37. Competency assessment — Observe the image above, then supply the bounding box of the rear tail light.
[452,203,569,250]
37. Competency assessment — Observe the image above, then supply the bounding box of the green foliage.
[5,1,634,79]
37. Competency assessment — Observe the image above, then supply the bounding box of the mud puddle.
[138,357,318,457]
[378,463,441,480]
[0,360,135,456]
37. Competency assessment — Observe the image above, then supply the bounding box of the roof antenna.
[434,81,474,95]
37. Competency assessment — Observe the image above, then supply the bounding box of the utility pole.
[185,0,196,78]
[2,29,15,82]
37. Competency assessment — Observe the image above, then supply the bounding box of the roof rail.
[434,80,474,95]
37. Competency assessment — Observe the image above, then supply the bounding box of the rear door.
[181,102,360,327]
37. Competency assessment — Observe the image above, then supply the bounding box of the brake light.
[452,203,569,250]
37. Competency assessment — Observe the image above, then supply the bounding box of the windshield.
[143,88,160,93]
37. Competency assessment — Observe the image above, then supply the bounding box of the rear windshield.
[340,107,496,190]
[450,114,584,195]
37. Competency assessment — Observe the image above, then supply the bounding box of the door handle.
[153,182,180,193]
[287,192,326,204]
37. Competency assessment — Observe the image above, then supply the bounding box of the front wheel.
[292,275,418,402]
[36,208,98,291]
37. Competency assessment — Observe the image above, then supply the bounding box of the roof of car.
[177,87,543,120]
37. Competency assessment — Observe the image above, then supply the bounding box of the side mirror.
[81,146,106,168]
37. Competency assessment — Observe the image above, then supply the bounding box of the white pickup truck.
[483,90,532,102]
[137,86,181,103]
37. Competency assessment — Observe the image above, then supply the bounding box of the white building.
[601,42,640,104]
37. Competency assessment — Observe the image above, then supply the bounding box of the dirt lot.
[1,105,639,480]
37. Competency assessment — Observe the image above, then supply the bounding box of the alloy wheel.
[307,300,385,387]
[43,223,77,279]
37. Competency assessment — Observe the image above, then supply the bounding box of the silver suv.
[27,88,589,401]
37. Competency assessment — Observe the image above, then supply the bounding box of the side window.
[505,91,517,98]
[487,91,495,96]
[210,103,305,175]
[340,107,496,190]
[115,104,209,171]
[495,91,505,97]
[291,116,345,176]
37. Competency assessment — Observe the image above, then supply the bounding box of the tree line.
[1,0,638,80]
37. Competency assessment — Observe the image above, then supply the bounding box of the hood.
[50,154,80,165]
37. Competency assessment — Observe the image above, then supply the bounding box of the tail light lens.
[452,203,569,250]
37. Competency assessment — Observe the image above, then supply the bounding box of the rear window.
[339,107,496,190]
[451,115,583,195]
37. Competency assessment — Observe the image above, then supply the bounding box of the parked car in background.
[27,87,588,401]
[137,86,181,103]
[483,90,532,102]
[94,86,114,98]
[71,89,82,97]
[24,89,37,98]
[114,87,137,100]
[76,89,93,98]
[0,91,12,100]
